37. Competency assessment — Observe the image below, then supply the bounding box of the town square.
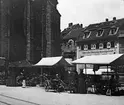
[0,0,124,104]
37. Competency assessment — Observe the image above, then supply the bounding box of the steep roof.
[63,28,83,40]
[77,18,124,42]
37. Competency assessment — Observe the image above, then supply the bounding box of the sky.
[57,0,124,31]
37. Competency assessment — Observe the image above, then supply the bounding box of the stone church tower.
[0,0,61,64]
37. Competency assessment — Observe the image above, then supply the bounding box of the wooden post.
[85,64,87,93]
[115,65,119,83]
[85,64,87,75]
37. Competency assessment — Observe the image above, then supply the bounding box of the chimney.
[80,24,83,28]
[113,17,116,21]
[68,23,73,27]
[105,18,109,22]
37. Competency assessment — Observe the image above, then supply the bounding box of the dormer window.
[84,45,88,50]
[107,42,111,48]
[83,31,91,39]
[99,43,103,49]
[96,29,104,37]
[91,44,96,50]
[109,27,119,35]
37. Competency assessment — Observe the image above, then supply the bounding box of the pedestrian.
[22,79,26,88]
[78,69,86,94]
[67,69,78,93]
[21,69,26,88]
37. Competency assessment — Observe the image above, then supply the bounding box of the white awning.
[72,54,123,65]
[85,69,111,75]
[34,56,71,66]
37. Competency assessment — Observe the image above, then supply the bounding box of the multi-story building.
[0,0,61,85]
[76,17,124,75]
[60,23,83,71]
[61,23,83,60]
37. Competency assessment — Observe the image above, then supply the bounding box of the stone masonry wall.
[0,0,10,59]
[46,1,52,57]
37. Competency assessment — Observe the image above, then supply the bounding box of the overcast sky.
[57,0,124,31]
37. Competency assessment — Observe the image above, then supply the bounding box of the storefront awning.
[72,54,123,65]
[34,56,71,67]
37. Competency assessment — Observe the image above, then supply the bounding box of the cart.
[42,74,77,93]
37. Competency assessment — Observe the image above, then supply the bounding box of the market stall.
[72,54,124,95]
[34,56,71,67]
[34,56,72,78]
[8,60,37,86]
[34,56,76,92]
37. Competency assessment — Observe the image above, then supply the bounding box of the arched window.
[84,45,88,50]
[99,43,103,49]
[91,44,96,50]
[67,39,74,48]
[107,42,111,48]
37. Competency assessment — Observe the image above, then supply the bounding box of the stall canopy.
[65,58,73,66]
[34,56,72,67]
[72,54,124,65]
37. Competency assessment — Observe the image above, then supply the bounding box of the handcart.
[42,74,77,93]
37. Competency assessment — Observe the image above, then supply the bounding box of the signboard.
[79,48,117,56]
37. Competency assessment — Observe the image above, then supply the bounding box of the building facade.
[76,17,124,74]
[0,0,61,64]
[61,23,83,60]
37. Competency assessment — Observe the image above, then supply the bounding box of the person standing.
[67,69,78,93]
[78,69,86,94]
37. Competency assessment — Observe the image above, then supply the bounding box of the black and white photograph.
[0,0,124,104]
